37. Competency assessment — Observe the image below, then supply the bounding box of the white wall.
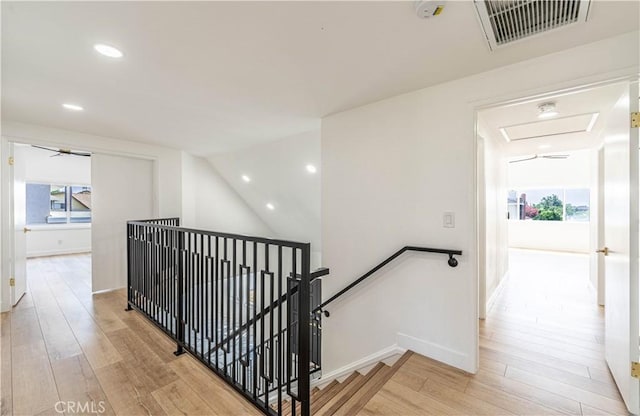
[508,221,590,252]
[18,144,92,257]
[321,31,638,375]
[508,149,592,189]
[481,136,509,315]
[92,154,154,292]
[1,122,183,310]
[181,152,273,237]
[26,226,91,257]
[507,149,592,253]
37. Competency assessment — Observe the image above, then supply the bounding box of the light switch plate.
[443,212,455,228]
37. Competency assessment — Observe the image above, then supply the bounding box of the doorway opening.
[476,79,638,414]
[10,142,92,307]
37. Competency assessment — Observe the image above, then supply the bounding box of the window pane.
[26,183,50,225]
[70,186,92,223]
[565,188,590,222]
[48,185,68,223]
[522,189,564,221]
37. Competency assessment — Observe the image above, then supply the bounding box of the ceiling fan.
[32,145,91,157]
[509,154,569,164]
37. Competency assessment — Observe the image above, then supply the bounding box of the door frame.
[0,135,160,312]
[474,74,636,320]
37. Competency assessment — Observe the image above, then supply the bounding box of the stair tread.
[333,351,414,416]
[311,380,339,403]
[309,371,360,414]
[316,362,386,416]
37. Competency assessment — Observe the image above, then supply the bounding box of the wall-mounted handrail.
[313,246,462,317]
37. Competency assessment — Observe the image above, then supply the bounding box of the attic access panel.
[474,0,591,50]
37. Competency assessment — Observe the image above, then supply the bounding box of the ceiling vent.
[474,0,591,50]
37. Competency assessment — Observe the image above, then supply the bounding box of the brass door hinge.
[632,112,640,128]
[9,277,15,287]
[8,157,14,166]
[632,361,640,378]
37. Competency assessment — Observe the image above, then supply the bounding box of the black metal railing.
[314,246,462,317]
[126,218,322,416]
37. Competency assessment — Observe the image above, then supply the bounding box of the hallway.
[478,249,625,415]
[0,251,629,415]
[359,249,627,415]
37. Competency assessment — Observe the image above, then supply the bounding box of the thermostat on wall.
[415,1,446,18]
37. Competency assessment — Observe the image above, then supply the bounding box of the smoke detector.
[537,102,558,119]
[415,1,446,18]
[474,0,591,50]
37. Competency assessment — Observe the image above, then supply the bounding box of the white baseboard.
[397,333,472,373]
[27,248,91,258]
[312,344,406,389]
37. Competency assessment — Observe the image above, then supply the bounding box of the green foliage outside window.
[533,194,563,221]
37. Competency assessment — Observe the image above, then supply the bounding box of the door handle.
[23,227,32,234]
[595,247,609,256]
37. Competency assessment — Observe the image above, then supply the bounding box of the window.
[26,183,91,225]
[507,188,589,222]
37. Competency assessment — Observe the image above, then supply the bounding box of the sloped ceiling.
[208,131,321,250]
[2,1,638,155]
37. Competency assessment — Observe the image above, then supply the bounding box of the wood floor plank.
[94,360,168,416]
[375,379,461,415]
[151,380,217,416]
[167,355,262,415]
[11,340,60,416]
[50,353,116,416]
[505,366,627,415]
[464,378,568,415]
[419,377,517,415]
[43,273,123,370]
[0,312,13,416]
[471,369,582,415]
[480,346,621,400]
[107,328,178,391]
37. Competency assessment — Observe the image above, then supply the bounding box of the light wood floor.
[0,250,629,415]
[362,249,628,416]
[0,254,261,416]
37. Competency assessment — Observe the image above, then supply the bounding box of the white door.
[603,81,640,414]
[91,154,154,292]
[11,143,27,305]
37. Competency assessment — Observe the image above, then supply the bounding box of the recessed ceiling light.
[241,175,251,183]
[94,43,124,58]
[586,113,599,132]
[538,144,551,149]
[62,103,84,111]
[537,102,558,119]
[499,128,510,142]
[306,164,317,174]
[266,203,275,210]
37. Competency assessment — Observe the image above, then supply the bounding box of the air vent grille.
[475,0,590,50]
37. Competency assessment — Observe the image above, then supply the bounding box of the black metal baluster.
[175,229,185,355]
[252,241,258,401]
[277,246,283,415]
[232,238,237,381]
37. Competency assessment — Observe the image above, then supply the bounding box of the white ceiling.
[477,81,629,157]
[2,1,638,155]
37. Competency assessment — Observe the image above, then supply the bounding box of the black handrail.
[313,246,462,316]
